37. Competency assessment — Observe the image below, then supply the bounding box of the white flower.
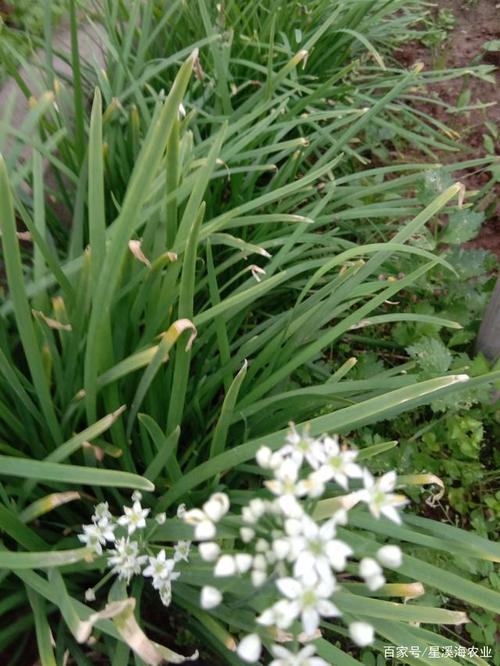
[107,537,147,583]
[253,553,267,570]
[199,541,220,561]
[177,504,187,519]
[256,446,284,470]
[174,540,191,563]
[249,499,266,519]
[257,599,299,630]
[359,557,385,591]
[184,493,229,541]
[143,549,178,589]
[235,553,253,574]
[131,491,142,502]
[155,512,166,525]
[117,500,150,535]
[292,515,352,580]
[85,588,96,602]
[214,554,237,577]
[349,621,374,647]
[256,445,272,468]
[92,502,113,529]
[265,458,309,518]
[242,498,267,524]
[177,430,404,657]
[301,471,326,499]
[158,579,172,607]
[154,570,180,590]
[359,557,385,592]
[266,549,277,566]
[99,521,116,542]
[359,557,382,579]
[272,537,292,561]
[331,508,348,527]
[316,436,362,489]
[357,471,407,523]
[266,459,305,498]
[276,576,340,636]
[251,569,267,587]
[78,523,113,554]
[276,495,304,519]
[240,527,256,543]
[366,574,385,591]
[237,634,262,663]
[202,493,230,522]
[183,508,217,541]
[270,643,329,666]
[284,518,303,537]
[280,424,324,470]
[200,585,222,609]
[377,545,403,568]
[256,539,269,553]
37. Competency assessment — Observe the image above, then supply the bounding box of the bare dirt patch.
[396,0,499,255]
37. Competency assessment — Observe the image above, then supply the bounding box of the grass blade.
[0,456,154,491]
[210,360,248,459]
[0,547,90,569]
[84,51,196,421]
[26,588,57,666]
[0,157,61,445]
[88,88,106,294]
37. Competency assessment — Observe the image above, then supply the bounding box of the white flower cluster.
[184,426,407,664]
[79,491,189,607]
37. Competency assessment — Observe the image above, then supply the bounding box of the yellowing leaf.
[128,240,151,267]
[111,598,199,664]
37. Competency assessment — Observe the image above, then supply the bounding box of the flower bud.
[240,527,255,543]
[349,622,374,647]
[256,446,272,468]
[248,498,266,519]
[199,541,220,562]
[194,520,216,541]
[200,585,222,609]
[272,538,290,560]
[253,554,267,571]
[203,493,230,522]
[235,553,253,573]
[237,634,262,663]
[214,554,237,577]
[251,569,267,587]
[359,557,382,579]
[365,574,385,591]
[377,545,403,568]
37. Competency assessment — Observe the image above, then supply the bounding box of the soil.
[395,0,500,256]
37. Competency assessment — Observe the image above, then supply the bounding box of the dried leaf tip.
[112,404,127,419]
[32,309,72,331]
[455,374,470,383]
[128,240,151,268]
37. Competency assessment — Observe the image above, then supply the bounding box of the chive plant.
[0,1,498,664]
